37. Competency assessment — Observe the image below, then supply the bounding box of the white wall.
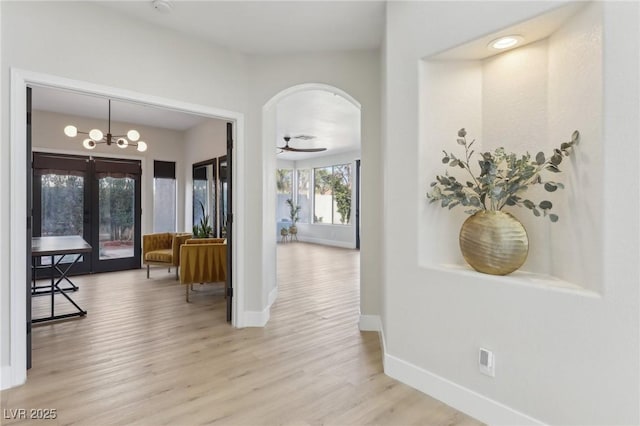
[276,159,294,169]
[183,118,228,231]
[247,50,381,318]
[385,1,639,424]
[31,109,187,237]
[419,60,483,267]
[1,1,248,380]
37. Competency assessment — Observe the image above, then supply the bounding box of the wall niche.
[418,2,603,293]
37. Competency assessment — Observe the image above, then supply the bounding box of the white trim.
[244,286,278,327]
[1,366,19,391]
[358,314,382,331]
[243,308,270,327]
[359,314,387,371]
[383,352,545,426]
[263,83,361,110]
[7,69,28,390]
[6,68,246,390]
[243,286,278,327]
[267,286,278,307]
[295,237,354,249]
[363,315,543,425]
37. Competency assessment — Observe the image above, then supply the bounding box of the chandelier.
[64,99,148,152]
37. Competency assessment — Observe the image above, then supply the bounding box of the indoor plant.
[193,200,213,238]
[427,128,579,275]
[286,198,301,239]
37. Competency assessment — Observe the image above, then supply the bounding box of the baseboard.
[383,352,545,426]
[0,365,11,390]
[1,364,25,391]
[360,314,544,425]
[267,286,278,307]
[243,306,270,327]
[244,286,278,327]
[359,314,387,370]
[296,237,354,249]
[358,314,382,331]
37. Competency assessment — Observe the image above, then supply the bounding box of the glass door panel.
[192,161,216,237]
[92,157,141,273]
[40,174,86,265]
[33,169,91,276]
[98,176,135,260]
[219,157,228,238]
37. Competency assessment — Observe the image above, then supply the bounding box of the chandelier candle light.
[64,99,148,152]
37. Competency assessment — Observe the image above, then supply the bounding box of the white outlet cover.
[479,347,495,377]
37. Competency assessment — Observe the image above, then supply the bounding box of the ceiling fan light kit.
[277,135,327,153]
[152,0,173,14]
[64,99,148,152]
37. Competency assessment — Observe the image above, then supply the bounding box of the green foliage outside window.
[314,164,352,225]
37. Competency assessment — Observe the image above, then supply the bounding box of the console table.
[31,236,91,323]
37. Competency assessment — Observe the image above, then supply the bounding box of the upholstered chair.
[180,238,227,302]
[143,232,192,279]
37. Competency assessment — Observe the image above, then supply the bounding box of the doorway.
[266,84,362,322]
[7,70,245,389]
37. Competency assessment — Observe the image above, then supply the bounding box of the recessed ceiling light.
[489,35,524,50]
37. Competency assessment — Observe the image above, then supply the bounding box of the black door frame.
[31,153,142,275]
[26,87,32,370]
[355,159,361,250]
[225,122,233,323]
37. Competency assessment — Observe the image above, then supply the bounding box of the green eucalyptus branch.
[427,129,579,222]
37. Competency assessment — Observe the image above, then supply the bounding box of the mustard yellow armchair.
[143,232,192,279]
[180,239,227,302]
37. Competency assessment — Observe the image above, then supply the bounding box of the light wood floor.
[1,243,482,426]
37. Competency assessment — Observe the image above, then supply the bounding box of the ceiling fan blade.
[283,147,327,152]
[292,135,316,140]
[278,136,325,153]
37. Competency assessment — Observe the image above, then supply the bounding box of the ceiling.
[276,90,361,161]
[32,86,209,131]
[32,1,370,157]
[96,1,385,55]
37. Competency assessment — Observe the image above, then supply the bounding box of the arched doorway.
[262,83,362,320]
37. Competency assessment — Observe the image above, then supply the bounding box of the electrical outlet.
[479,347,495,377]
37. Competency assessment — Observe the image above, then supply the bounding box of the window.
[314,163,352,224]
[296,169,310,224]
[276,168,293,222]
[331,164,352,225]
[153,160,176,232]
[313,167,332,224]
[192,163,212,231]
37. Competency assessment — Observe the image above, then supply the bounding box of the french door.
[32,152,141,275]
[189,123,233,322]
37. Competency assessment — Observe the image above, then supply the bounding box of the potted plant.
[286,198,301,240]
[193,200,212,238]
[427,128,579,275]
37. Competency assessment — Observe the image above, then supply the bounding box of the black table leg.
[32,253,87,323]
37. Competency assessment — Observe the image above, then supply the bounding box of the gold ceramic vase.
[459,210,529,275]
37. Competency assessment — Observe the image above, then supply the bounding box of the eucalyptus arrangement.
[427,128,579,222]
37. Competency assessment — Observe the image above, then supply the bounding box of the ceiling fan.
[277,135,327,153]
